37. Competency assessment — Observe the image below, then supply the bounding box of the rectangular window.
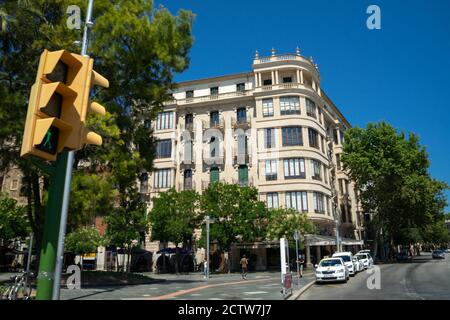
[320,135,325,153]
[282,127,303,146]
[285,191,308,212]
[238,165,249,185]
[318,108,323,125]
[156,112,174,130]
[265,160,277,181]
[263,79,272,86]
[306,98,316,118]
[264,128,275,149]
[156,139,172,158]
[262,98,274,117]
[210,87,219,96]
[186,90,194,99]
[283,158,306,179]
[140,172,148,194]
[210,167,219,183]
[267,193,279,209]
[340,131,345,144]
[280,96,300,115]
[339,179,344,196]
[313,192,325,213]
[154,169,172,188]
[311,159,322,180]
[236,83,246,92]
[210,111,219,126]
[336,154,341,170]
[308,128,319,148]
[282,76,292,83]
[333,129,339,145]
[237,108,247,123]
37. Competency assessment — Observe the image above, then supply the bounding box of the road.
[60,271,315,300]
[299,252,450,300]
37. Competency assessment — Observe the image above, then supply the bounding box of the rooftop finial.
[254,50,259,59]
[271,47,276,56]
[296,46,300,55]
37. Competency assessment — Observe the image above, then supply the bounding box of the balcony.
[168,91,251,106]
[178,181,196,191]
[232,147,251,166]
[232,176,254,187]
[179,151,196,170]
[203,118,225,132]
[201,179,225,191]
[231,114,251,129]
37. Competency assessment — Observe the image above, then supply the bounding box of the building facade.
[143,48,364,269]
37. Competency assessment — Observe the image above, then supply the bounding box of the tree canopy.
[341,122,448,258]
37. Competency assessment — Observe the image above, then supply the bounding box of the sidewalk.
[287,273,316,300]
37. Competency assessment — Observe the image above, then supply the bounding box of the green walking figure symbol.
[42,131,53,149]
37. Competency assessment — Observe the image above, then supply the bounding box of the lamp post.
[204,215,216,280]
[293,230,300,287]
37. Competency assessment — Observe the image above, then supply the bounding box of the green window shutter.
[210,167,219,182]
[238,165,248,184]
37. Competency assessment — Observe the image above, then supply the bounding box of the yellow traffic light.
[20,49,109,161]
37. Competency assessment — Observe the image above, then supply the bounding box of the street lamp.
[204,215,216,280]
[293,230,300,287]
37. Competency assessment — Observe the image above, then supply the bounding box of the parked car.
[432,250,445,259]
[396,250,410,262]
[332,252,356,276]
[445,248,450,253]
[355,253,373,269]
[353,255,365,272]
[357,249,371,255]
[315,257,349,284]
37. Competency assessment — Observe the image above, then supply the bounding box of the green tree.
[0,1,193,263]
[104,195,149,272]
[68,172,118,232]
[199,182,270,252]
[150,188,200,249]
[266,208,315,246]
[65,227,106,270]
[341,122,448,260]
[0,192,30,246]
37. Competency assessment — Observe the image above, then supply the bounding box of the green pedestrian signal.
[36,126,59,155]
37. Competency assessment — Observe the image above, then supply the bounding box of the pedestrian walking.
[240,255,249,280]
[297,253,305,278]
[203,259,208,279]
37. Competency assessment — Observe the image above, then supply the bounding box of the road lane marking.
[243,291,268,295]
[146,277,274,300]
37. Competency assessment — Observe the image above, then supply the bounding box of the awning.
[305,235,364,246]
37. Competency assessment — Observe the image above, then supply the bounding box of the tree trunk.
[372,226,381,263]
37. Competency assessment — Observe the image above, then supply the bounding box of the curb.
[288,280,315,300]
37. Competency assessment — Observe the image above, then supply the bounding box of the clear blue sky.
[158,0,450,211]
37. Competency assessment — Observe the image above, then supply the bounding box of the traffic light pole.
[36,151,70,299]
[52,0,95,300]
[36,0,95,300]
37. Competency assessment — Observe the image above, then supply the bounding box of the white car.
[355,253,373,269]
[315,257,350,283]
[357,249,371,255]
[353,255,365,273]
[332,252,356,276]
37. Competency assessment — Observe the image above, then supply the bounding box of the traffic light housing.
[20,49,109,161]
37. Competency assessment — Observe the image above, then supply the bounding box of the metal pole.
[51,0,95,300]
[36,152,69,300]
[295,234,300,287]
[26,233,33,274]
[206,215,210,279]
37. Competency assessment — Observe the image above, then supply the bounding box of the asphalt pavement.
[59,270,315,300]
[298,251,450,300]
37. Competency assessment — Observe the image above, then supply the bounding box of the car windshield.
[335,255,350,262]
[434,250,443,254]
[320,259,342,267]
[356,254,367,259]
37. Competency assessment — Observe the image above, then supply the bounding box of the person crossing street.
[240,255,249,280]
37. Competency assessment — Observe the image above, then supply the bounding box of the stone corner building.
[142,48,365,270]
